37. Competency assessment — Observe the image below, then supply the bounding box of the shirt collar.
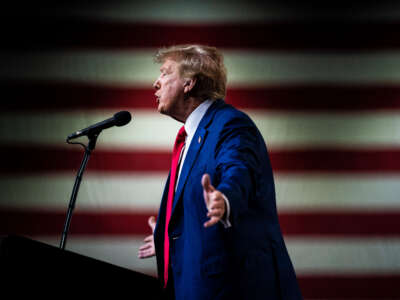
[184,99,213,138]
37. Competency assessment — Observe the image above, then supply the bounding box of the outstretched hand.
[202,174,226,228]
[138,216,156,258]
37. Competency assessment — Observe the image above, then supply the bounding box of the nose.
[153,78,160,90]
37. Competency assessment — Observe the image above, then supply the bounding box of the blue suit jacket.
[154,100,302,300]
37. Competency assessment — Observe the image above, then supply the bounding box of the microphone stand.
[59,131,100,250]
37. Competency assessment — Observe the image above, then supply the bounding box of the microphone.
[67,111,132,140]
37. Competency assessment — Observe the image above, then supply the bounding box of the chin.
[157,104,168,115]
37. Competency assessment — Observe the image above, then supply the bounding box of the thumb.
[148,216,156,233]
[201,173,215,193]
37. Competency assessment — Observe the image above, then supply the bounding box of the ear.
[183,77,196,94]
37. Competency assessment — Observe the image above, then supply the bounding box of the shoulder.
[211,100,255,129]
[206,101,263,148]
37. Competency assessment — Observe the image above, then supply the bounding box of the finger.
[139,243,152,251]
[204,216,219,228]
[143,235,153,243]
[207,209,223,218]
[208,200,224,211]
[138,249,155,259]
[138,249,150,257]
[138,245,152,253]
[201,174,215,193]
[203,189,209,207]
[138,244,155,253]
[148,216,156,232]
[140,252,153,259]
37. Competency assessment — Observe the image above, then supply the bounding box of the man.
[138,45,302,300]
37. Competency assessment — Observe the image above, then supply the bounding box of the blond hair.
[154,44,227,100]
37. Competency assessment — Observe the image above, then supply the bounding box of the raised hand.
[202,174,226,228]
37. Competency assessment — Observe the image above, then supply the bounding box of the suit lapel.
[170,99,224,217]
[171,127,207,214]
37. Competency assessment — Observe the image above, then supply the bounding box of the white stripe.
[33,235,400,274]
[251,110,400,149]
[62,1,295,23]
[59,1,400,23]
[275,174,400,212]
[1,110,400,149]
[0,110,181,150]
[3,50,400,86]
[287,237,400,274]
[0,174,166,212]
[2,174,400,211]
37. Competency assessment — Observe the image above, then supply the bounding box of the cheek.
[164,81,182,98]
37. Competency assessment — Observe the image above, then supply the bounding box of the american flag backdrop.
[1,1,400,298]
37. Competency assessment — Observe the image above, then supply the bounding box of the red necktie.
[164,125,187,288]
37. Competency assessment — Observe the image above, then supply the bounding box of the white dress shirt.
[176,100,231,228]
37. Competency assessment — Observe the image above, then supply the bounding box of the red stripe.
[0,210,151,236]
[298,274,400,299]
[3,81,400,111]
[4,18,400,51]
[269,148,400,174]
[2,146,400,174]
[279,212,400,236]
[1,210,399,236]
[0,146,171,173]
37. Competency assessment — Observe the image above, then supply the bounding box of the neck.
[174,97,205,123]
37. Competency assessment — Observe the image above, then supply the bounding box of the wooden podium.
[0,235,162,298]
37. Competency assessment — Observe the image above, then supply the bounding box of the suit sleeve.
[214,116,262,227]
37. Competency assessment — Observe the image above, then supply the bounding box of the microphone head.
[114,111,132,127]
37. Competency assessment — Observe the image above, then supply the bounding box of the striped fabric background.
[1,1,400,298]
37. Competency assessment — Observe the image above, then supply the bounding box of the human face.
[153,59,186,119]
